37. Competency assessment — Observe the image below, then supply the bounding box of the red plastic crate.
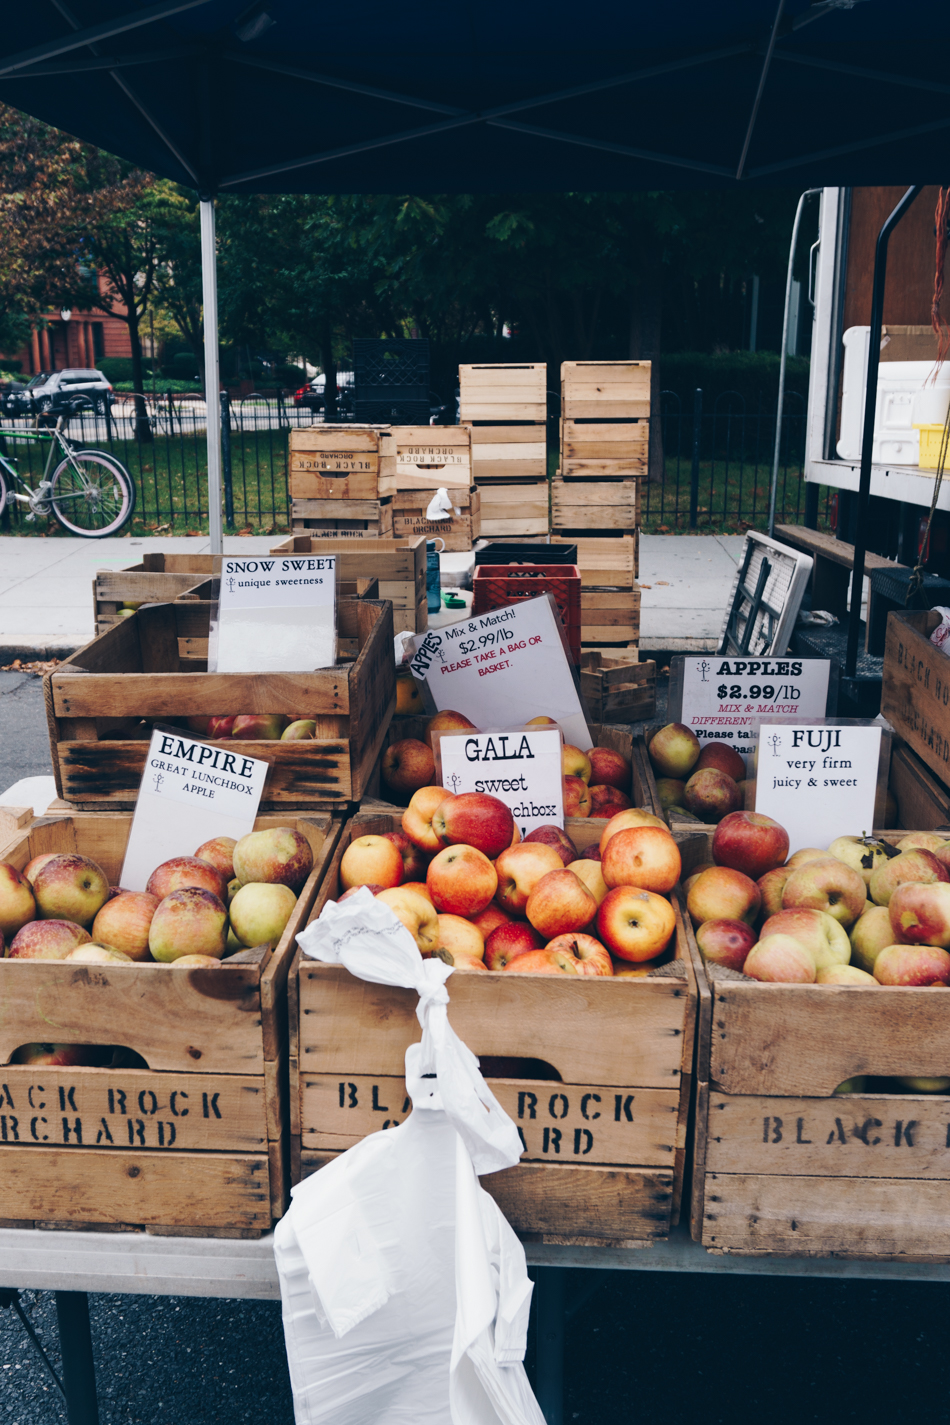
[472,563,582,664]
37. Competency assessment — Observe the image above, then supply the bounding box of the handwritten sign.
[435,727,565,837]
[753,722,883,854]
[675,655,831,774]
[120,727,268,891]
[409,595,591,749]
[211,554,336,673]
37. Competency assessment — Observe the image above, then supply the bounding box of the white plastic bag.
[274,890,545,1425]
[426,486,459,522]
[930,606,950,650]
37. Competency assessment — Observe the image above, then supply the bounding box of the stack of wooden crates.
[289,426,396,535]
[390,427,480,550]
[460,363,549,538]
[552,360,648,666]
[882,609,950,827]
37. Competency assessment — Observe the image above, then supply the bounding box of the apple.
[563,776,591,817]
[588,747,631,791]
[874,943,950,986]
[494,842,564,914]
[148,888,228,962]
[470,904,512,938]
[426,844,498,917]
[434,913,485,962]
[281,719,317,741]
[562,744,592,783]
[172,954,224,968]
[146,855,228,903]
[568,858,609,907]
[545,932,613,976]
[484,922,543,970]
[232,827,314,891]
[612,960,661,977]
[227,877,241,905]
[695,740,746,781]
[597,887,676,962]
[229,882,297,947]
[687,867,761,927]
[92,891,159,961]
[64,944,133,964]
[757,866,793,919]
[504,948,580,975]
[207,715,236,738]
[8,919,91,960]
[744,935,817,983]
[435,948,488,971]
[712,811,789,881]
[0,863,36,940]
[381,738,436,795]
[817,965,877,985]
[424,710,476,748]
[695,919,757,971]
[526,869,598,939]
[868,849,949,907]
[683,862,716,896]
[340,835,404,891]
[599,809,668,854]
[584,844,602,863]
[32,855,110,928]
[897,832,948,853]
[231,714,288,739]
[12,1044,99,1067]
[382,831,428,882]
[432,792,514,859]
[760,908,850,970]
[655,779,686,812]
[850,905,895,974]
[402,786,453,852]
[375,886,440,954]
[829,835,900,886]
[896,1075,950,1091]
[782,858,866,928]
[187,715,214,735]
[601,827,681,895]
[683,769,741,824]
[400,881,434,904]
[194,837,238,881]
[648,723,701,779]
[525,715,560,728]
[786,847,834,870]
[524,825,578,867]
[338,884,383,901]
[736,780,753,809]
[23,853,58,884]
[888,881,950,948]
[589,785,633,817]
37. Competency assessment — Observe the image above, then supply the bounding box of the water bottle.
[426,538,443,614]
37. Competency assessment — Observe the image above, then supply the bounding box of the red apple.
[601,827,681,895]
[695,741,746,781]
[149,887,228,962]
[683,769,741,824]
[888,881,950,948]
[744,935,817,983]
[232,714,288,739]
[435,948,488,971]
[8,919,91,960]
[432,793,514,859]
[587,747,631,792]
[687,867,761,927]
[545,932,613,976]
[897,832,948,853]
[526,869,598,939]
[146,856,228,903]
[402,786,453,852]
[783,858,867,928]
[494,842,564,914]
[874,943,950,986]
[869,849,949,907]
[596,887,677,962]
[32,854,110,928]
[786,847,833,869]
[427,844,498,917]
[757,866,793,919]
[759,907,850,969]
[382,831,428,882]
[562,745,592,783]
[424,710,476,748]
[648,723,701,779]
[92,891,159,962]
[233,827,314,890]
[281,719,317,741]
[695,918,757,972]
[470,904,512,938]
[503,948,580,975]
[484,922,543,970]
[338,884,383,901]
[569,858,609,907]
[599,809,668,853]
[589,785,633,818]
[524,825,579,867]
[194,837,238,881]
[340,835,404,891]
[381,738,436,796]
[0,862,36,940]
[23,853,58,884]
[207,715,236,738]
[563,776,591,817]
[13,1043,100,1067]
[712,811,789,881]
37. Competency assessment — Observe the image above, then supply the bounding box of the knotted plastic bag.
[274,889,545,1425]
[426,486,459,522]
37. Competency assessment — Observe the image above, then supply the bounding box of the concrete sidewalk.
[0,531,745,657]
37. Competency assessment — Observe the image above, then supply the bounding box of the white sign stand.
[675,655,831,773]
[210,554,336,674]
[753,721,883,854]
[409,595,590,749]
[120,727,269,892]
[434,727,565,838]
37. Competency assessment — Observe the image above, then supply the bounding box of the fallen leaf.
[656,580,670,586]
[639,583,652,589]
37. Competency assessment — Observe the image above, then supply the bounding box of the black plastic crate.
[475,541,577,565]
[353,399,431,424]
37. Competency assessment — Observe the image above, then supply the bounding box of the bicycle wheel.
[0,464,7,520]
[48,449,134,536]
[80,447,137,518]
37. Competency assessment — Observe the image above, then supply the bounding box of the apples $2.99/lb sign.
[435,727,565,838]
[676,655,831,774]
[120,726,269,891]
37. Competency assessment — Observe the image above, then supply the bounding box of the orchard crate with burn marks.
[0,808,341,1236]
[392,486,481,552]
[392,426,472,491]
[289,427,396,502]
[684,829,950,1260]
[289,809,701,1247]
[291,495,393,538]
[271,534,427,636]
[44,597,395,811]
[882,609,950,794]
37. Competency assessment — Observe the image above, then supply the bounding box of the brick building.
[7,273,132,375]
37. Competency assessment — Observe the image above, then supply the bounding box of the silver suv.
[3,368,114,418]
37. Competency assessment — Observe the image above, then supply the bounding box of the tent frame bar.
[0,0,211,76]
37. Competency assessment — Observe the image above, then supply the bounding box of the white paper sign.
[679,655,831,773]
[212,554,336,673]
[120,727,269,892]
[753,722,882,855]
[436,728,565,838]
[409,595,591,749]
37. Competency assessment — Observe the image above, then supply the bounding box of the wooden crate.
[291,496,393,537]
[392,486,480,551]
[576,589,640,647]
[551,533,639,584]
[392,426,471,490]
[289,427,396,501]
[44,598,395,811]
[888,742,950,829]
[271,534,427,635]
[459,363,547,423]
[560,419,649,479]
[290,808,699,1245]
[684,829,950,1259]
[477,481,549,538]
[561,362,651,421]
[94,554,220,636]
[552,476,640,534]
[580,653,655,723]
[0,808,341,1235]
[882,609,950,792]
[465,423,548,482]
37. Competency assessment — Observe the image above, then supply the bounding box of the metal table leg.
[534,1266,565,1425]
[55,1291,99,1425]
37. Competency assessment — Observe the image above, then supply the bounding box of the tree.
[153,188,205,382]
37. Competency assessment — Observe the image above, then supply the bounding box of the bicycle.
[0,396,136,537]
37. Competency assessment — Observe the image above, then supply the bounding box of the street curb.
[0,643,82,664]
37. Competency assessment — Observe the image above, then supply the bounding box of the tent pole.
[200,195,223,556]
[845,184,922,680]
[768,188,820,539]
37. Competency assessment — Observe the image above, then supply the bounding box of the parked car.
[292,371,355,415]
[2,368,114,419]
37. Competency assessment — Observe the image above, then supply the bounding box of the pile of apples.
[185,715,322,741]
[334,794,683,976]
[648,724,748,824]
[689,811,950,991]
[381,710,633,819]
